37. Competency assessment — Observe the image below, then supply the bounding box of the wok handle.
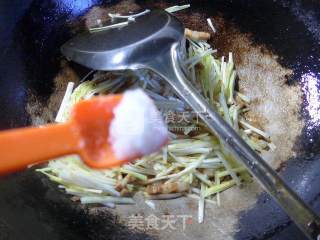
[147,44,320,240]
[0,123,79,175]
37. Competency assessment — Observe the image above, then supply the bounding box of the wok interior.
[1,0,320,240]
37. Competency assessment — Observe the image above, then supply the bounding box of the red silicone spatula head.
[71,94,128,169]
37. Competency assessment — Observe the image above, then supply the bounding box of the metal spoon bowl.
[61,10,320,239]
[61,10,184,71]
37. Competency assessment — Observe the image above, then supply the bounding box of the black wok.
[0,0,320,239]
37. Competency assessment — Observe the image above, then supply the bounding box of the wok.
[1,0,320,239]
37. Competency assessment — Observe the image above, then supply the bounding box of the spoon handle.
[148,45,320,239]
[0,123,79,175]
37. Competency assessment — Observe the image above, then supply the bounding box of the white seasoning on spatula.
[109,88,168,160]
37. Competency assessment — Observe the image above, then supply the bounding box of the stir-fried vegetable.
[38,6,275,223]
[165,4,191,13]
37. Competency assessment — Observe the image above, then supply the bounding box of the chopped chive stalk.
[187,194,217,205]
[194,170,213,186]
[89,21,129,32]
[205,180,236,198]
[55,82,74,123]
[207,18,216,33]
[219,91,232,125]
[239,119,270,139]
[189,49,217,69]
[228,71,236,104]
[80,196,135,204]
[216,152,241,186]
[166,155,206,183]
[214,171,221,206]
[189,172,193,184]
[165,4,191,13]
[198,183,206,223]
[236,91,251,103]
[120,168,148,182]
[232,105,240,132]
[268,142,277,151]
[108,9,150,20]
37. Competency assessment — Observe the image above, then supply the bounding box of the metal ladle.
[61,10,320,239]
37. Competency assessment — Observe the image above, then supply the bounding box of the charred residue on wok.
[210,16,303,169]
[204,0,320,155]
[27,61,80,125]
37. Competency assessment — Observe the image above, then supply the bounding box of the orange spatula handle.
[0,123,80,174]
